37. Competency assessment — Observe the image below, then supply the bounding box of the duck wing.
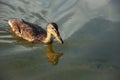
[12,20,46,42]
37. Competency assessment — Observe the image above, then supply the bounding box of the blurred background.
[0,0,120,80]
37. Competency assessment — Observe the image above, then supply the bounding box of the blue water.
[0,0,120,80]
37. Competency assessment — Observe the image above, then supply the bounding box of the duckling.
[8,19,63,44]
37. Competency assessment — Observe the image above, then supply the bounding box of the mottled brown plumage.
[8,19,63,44]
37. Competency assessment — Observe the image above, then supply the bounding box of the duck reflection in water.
[12,37,63,65]
[6,35,64,65]
[46,44,63,65]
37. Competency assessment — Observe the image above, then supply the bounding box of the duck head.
[47,23,64,44]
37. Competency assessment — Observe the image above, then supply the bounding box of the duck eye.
[52,27,54,29]
[51,27,56,31]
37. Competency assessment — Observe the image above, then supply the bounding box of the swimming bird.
[8,19,63,44]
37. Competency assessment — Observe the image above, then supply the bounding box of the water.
[0,0,120,80]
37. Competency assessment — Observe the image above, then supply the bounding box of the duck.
[8,19,63,44]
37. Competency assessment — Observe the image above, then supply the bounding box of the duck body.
[8,19,63,44]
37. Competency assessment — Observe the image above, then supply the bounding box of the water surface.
[0,0,120,80]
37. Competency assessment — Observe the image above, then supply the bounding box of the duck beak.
[55,32,64,44]
[57,35,64,44]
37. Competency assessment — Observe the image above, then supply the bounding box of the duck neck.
[43,31,52,44]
